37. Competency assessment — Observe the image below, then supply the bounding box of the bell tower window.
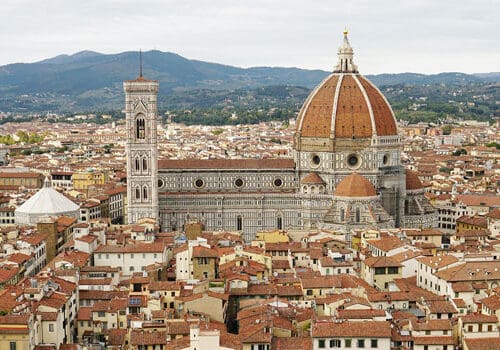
[135,187,141,200]
[143,186,148,200]
[135,158,140,171]
[136,116,145,139]
[143,157,148,171]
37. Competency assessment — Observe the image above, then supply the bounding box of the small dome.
[301,173,325,185]
[335,173,377,197]
[15,178,80,225]
[406,170,423,190]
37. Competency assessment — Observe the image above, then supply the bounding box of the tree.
[442,125,452,135]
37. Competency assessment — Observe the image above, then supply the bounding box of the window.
[467,325,473,332]
[136,117,145,139]
[306,289,313,296]
[236,216,242,231]
[425,330,431,335]
[340,208,345,221]
[10,342,16,350]
[345,339,352,348]
[318,339,325,348]
[130,266,135,272]
[49,324,54,332]
[135,187,140,200]
[370,339,378,348]
[143,157,148,171]
[375,267,385,275]
[330,339,341,347]
[277,216,283,230]
[98,311,105,317]
[143,186,148,200]
[135,158,140,171]
[357,339,365,348]
[387,267,399,274]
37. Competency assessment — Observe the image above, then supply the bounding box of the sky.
[1,0,499,74]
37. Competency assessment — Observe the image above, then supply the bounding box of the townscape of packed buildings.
[0,113,497,350]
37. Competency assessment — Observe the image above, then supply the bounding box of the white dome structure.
[15,177,80,225]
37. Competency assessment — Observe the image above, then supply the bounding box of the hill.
[0,50,497,115]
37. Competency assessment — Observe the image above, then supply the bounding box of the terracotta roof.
[192,245,219,258]
[481,295,500,311]
[366,236,404,252]
[435,261,500,282]
[272,337,312,350]
[334,173,377,197]
[0,172,41,178]
[456,215,488,228]
[95,242,165,253]
[295,73,397,140]
[158,158,295,170]
[311,320,391,338]
[460,313,498,324]
[464,337,500,350]
[417,255,459,270]
[410,320,452,331]
[300,172,325,185]
[130,330,168,345]
[363,256,402,268]
[406,170,424,190]
[413,336,454,345]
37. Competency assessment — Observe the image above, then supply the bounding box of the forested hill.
[0,50,497,116]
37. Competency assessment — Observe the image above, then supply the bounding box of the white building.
[93,242,169,275]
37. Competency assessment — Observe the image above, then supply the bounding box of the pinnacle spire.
[333,30,359,73]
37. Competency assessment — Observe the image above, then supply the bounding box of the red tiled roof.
[335,173,376,197]
[158,158,295,170]
[311,320,391,338]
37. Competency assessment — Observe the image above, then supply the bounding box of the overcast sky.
[1,0,498,74]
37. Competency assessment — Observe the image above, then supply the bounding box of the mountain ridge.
[0,50,497,113]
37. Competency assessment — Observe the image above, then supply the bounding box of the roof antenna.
[139,49,143,78]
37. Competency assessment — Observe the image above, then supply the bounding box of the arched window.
[136,116,145,139]
[143,186,148,200]
[135,187,141,200]
[135,158,140,171]
[143,157,148,171]
[236,216,242,231]
[340,208,345,222]
[355,207,361,223]
[277,216,283,230]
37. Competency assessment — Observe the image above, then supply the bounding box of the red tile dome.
[406,170,424,190]
[295,33,397,144]
[334,173,377,197]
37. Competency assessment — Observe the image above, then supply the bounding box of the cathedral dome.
[334,173,377,197]
[406,170,424,191]
[295,32,397,142]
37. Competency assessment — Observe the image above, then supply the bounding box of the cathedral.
[124,32,437,241]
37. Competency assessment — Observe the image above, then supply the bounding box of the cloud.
[0,0,498,73]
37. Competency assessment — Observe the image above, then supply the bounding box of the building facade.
[125,32,437,241]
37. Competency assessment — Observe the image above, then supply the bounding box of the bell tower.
[124,56,159,224]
